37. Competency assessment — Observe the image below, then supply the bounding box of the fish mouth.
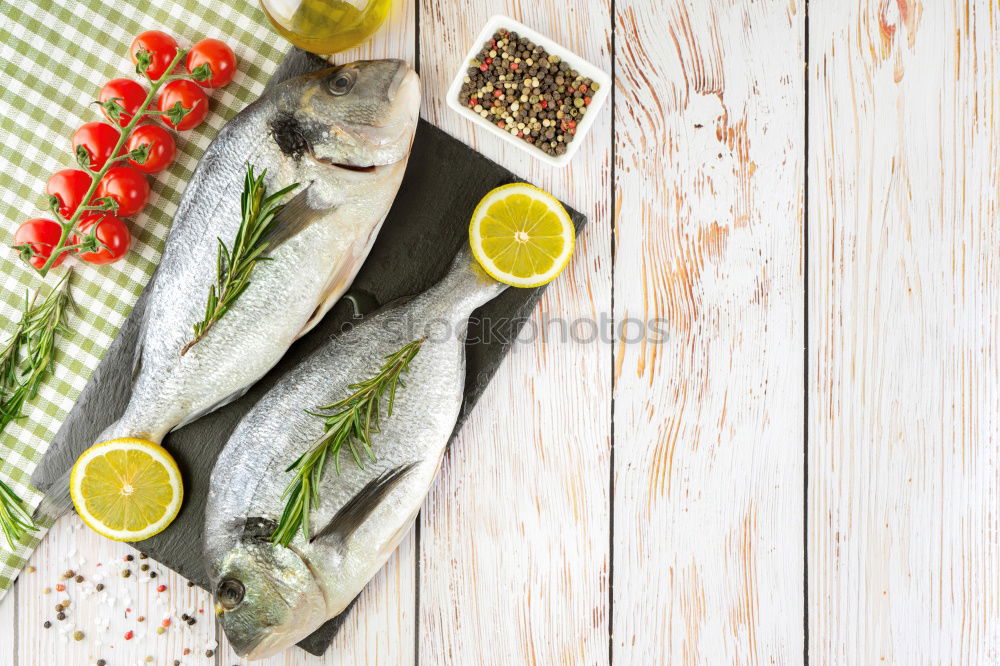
[310,153,379,173]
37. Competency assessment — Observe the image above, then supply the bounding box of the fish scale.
[204,247,507,660]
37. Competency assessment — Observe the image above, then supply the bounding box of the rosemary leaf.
[0,271,74,547]
[181,165,298,355]
[271,339,424,547]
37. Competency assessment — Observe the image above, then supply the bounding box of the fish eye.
[217,578,245,610]
[328,70,356,96]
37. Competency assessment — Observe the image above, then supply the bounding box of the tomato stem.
[35,47,192,277]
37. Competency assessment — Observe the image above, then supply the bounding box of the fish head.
[212,537,327,660]
[275,58,420,169]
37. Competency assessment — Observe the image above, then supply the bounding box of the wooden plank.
[0,577,14,664]
[808,1,1000,662]
[612,1,805,663]
[16,515,218,666]
[416,2,613,665]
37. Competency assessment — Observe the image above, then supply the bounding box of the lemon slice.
[70,438,183,542]
[469,183,575,288]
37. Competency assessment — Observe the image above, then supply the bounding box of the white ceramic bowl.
[446,15,611,168]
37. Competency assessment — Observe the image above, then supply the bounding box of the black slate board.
[35,49,587,656]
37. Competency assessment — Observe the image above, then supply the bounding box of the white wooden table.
[2,0,999,664]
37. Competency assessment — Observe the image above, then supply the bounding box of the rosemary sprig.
[270,339,424,547]
[0,272,74,547]
[0,477,33,550]
[181,166,298,355]
[0,273,73,432]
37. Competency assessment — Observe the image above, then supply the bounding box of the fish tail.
[420,245,509,320]
[31,475,70,528]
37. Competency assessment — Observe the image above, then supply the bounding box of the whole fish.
[204,247,506,659]
[31,59,420,517]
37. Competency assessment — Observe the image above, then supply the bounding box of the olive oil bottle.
[260,0,393,55]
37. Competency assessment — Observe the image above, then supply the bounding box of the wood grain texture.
[808,1,1000,663]
[0,572,13,663]
[612,1,805,663]
[416,1,613,665]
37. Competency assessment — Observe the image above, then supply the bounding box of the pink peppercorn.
[157,585,166,592]
[162,618,171,627]
[584,96,592,105]
[124,630,133,640]
[510,62,518,70]
[479,63,488,72]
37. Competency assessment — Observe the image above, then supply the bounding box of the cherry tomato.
[46,169,93,218]
[96,166,149,217]
[186,38,237,88]
[126,123,176,173]
[73,214,131,265]
[99,78,147,127]
[129,30,179,80]
[71,122,121,170]
[13,218,66,270]
[158,80,208,130]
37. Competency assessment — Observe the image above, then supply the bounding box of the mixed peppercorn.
[458,29,597,157]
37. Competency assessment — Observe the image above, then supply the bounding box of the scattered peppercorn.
[43,620,51,629]
[458,29,596,158]
[139,552,148,559]
[75,575,84,583]
[73,630,84,641]
[96,583,105,591]
[149,571,158,579]
[175,660,182,665]
[97,660,107,666]
[181,613,189,621]
[122,569,132,578]
[56,612,66,621]
[55,583,66,592]
[26,565,35,573]
[187,580,194,587]
[137,615,145,622]
[157,584,167,592]
[186,617,196,626]
[125,554,134,562]
[62,569,75,579]
[43,587,51,594]
[205,650,214,658]
[140,563,149,572]
[61,599,70,607]
[55,603,63,612]
[156,626,165,635]
[124,630,134,640]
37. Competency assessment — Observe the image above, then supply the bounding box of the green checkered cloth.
[0,0,287,593]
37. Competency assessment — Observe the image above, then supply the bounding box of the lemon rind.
[70,438,184,542]
[469,183,575,288]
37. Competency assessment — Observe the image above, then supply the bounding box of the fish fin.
[295,207,388,339]
[169,384,252,432]
[295,245,365,339]
[310,463,416,546]
[264,184,328,251]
